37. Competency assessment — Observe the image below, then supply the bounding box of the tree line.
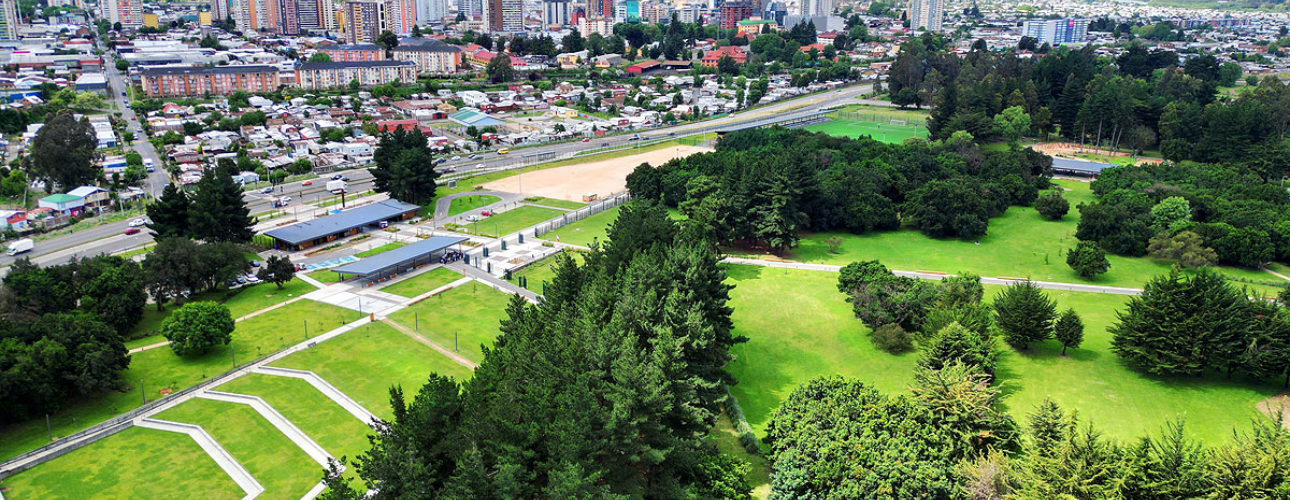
[626,128,1052,254]
[319,202,753,499]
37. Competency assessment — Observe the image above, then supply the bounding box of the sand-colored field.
[482,145,712,201]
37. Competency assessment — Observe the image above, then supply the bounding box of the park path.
[720,257,1146,296]
[252,366,379,426]
[127,282,324,355]
[380,319,478,369]
[1262,266,1290,283]
[197,391,334,467]
[134,418,264,500]
[432,190,524,221]
[447,262,541,302]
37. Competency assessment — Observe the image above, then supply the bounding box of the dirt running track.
[482,145,713,201]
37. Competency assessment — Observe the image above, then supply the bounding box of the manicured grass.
[354,242,406,258]
[544,205,620,247]
[124,278,319,341]
[157,398,320,500]
[219,374,373,487]
[709,413,772,499]
[512,249,584,292]
[739,180,1284,293]
[124,306,170,342]
[380,266,463,298]
[0,426,241,500]
[837,103,931,118]
[448,195,501,215]
[804,118,926,143]
[524,196,585,210]
[387,283,511,364]
[307,269,342,283]
[272,322,473,420]
[722,264,1277,446]
[461,205,566,238]
[0,300,356,461]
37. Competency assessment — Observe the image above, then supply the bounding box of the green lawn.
[380,266,463,298]
[512,250,584,292]
[524,196,586,210]
[272,322,473,420]
[804,119,926,143]
[448,195,501,216]
[124,279,319,341]
[354,242,406,258]
[544,205,620,247]
[461,205,566,238]
[741,180,1284,294]
[157,398,320,500]
[722,264,1276,446]
[0,426,242,500]
[387,283,511,364]
[0,300,356,461]
[307,269,342,283]
[219,374,374,487]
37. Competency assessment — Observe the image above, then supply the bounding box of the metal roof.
[331,236,468,276]
[139,65,278,77]
[296,60,417,70]
[264,199,420,245]
[1051,157,1115,174]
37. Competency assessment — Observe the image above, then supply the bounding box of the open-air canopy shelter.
[331,235,469,284]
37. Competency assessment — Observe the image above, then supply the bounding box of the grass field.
[461,205,566,238]
[524,196,585,210]
[354,242,406,258]
[0,300,355,461]
[272,322,473,420]
[738,180,1286,294]
[157,398,320,500]
[307,269,342,283]
[380,266,463,298]
[448,195,501,216]
[124,279,318,341]
[219,374,373,487]
[722,264,1276,446]
[544,205,620,247]
[1,426,242,500]
[512,250,584,292]
[387,283,511,364]
[804,119,926,143]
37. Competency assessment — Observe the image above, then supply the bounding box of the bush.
[723,386,760,454]
[871,324,914,353]
[1066,240,1110,279]
[1035,191,1070,220]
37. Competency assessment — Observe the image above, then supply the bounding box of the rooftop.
[264,199,420,245]
[331,236,469,276]
[296,60,417,70]
[139,65,279,77]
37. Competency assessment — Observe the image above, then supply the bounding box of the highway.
[5,79,874,269]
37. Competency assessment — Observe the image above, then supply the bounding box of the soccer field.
[804,119,925,143]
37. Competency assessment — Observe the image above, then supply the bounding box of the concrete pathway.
[380,319,478,369]
[252,366,379,426]
[134,418,264,500]
[126,294,318,355]
[197,391,334,467]
[1262,266,1290,283]
[432,190,524,221]
[720,257,1146,296]
[448,262,541,302]
[127,340,170,354]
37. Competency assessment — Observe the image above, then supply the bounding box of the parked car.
[249,260,262,268]
[124,227,140,235]
[480,210,493,216]
[245,274,261,283]
[260,187,273,194]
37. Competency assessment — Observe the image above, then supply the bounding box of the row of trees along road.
[627,128,1052,255]
[318,202,752,499]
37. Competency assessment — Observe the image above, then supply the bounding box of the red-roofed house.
[626,60,661,74]
[700,46,746,67]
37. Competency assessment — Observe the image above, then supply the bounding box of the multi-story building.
[0,0,20,40]
[211,0,230,24]
[295,60,416,89]
[542,0,569,26]
[344,0,384,43]
[391,37,461,74]
[577,15,612,37]
[640,2,670,23]
[799,0,828,17]
[907,0,941,33]
[1022,18,1088,45]
[416,0,447,24]
[231,0,282,32]
[676,3,701,24]
[279,0,300,34]
[385,0,415,34]
[105,0,143,26]
[320,43,386,61]
[614,0,638,22]
[462,0,481,19]
[140,65,280,97]
[587,0,611,19]
[486,0,521,32]
[718,1,751,29]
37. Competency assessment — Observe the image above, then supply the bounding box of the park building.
[294,60,417,89]
[264,199,420,251]
[139,65,281,97]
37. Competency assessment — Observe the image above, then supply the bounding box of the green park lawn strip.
[380,266,463,298]
[219,374,373,487]
[0,426,242,500]
[157,398,320,500]
[461,205,566,238]
[722,264,1276,446]
[708,413,772,499]
[804,119,926,143]
[524,196,585,210]
[272,322,473,420]
[512,250,584,292]
[387,283,511,365]
[307,269,342,283]
[448,195,501,216]
[544,205,620,247]
[0,300,356,461]
[738,179,1283,294]
[122,278,316,342]
[354,242,407,258]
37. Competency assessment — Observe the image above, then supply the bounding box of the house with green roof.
[38,193,85,215]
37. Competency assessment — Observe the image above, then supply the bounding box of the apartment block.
[295,60,417,89]
[391,37,461,74]
[140,65,281,97]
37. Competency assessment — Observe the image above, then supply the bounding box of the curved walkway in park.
[134,418,264,500]
[432,190,524,221]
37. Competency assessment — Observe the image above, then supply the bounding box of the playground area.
[480,145,712,201]
[805,110,927,143]
[1032,142,1164,166]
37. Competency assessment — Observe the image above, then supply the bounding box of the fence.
[531,192,632,240]
[834,110,927,127]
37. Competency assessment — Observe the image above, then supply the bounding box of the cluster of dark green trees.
[147,164,255,244]
[370,128,440,205]
[890,33,1288,166]
[626,128,1052,254]
[0,256,141,422]
[1075,161,1290,267]
[319,202,753,499]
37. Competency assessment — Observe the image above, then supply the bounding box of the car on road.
[340,176,350,182]
[629,135,640,141]
[498,148,510,154]
[480,210,493,216]
[468,154,479,159]
[668,132,675,136]
[121,92,127,97]
[124,227,141,235]
[441,167,456,173]
[331,174,343,180]
[260,187,273,194]
[128,218,147,227]
[301,180,313,186]
[451,155,462,160]
[475,163,485,170]
[434,158,446,164]
[581,138,590,142]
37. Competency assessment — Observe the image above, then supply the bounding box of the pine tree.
[146,183,191,238]
[1026,399,1070,456]
[1054,308,1084,356]
[1110,270,1253,377]
[918,321,998,375]
[188,169,253,243]
[994,281,1056,350]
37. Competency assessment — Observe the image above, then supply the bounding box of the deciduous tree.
[161,301,234,356]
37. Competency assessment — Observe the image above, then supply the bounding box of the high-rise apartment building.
[416,0,447,24]
[0,0,19,40]
[800,0,828,17]
[587,0,611,20]
[230,0,283,32]
[486,0,521,32]
[718,1,752,29]
[106,0,143,25]
[344,0,384,42]
[461,0,481,18]
[278,0,300,34]
[907,0,942,32]
[1022,18,1088,45]
[542,0,568,26]
[211,0,230,23]
[384,0,414,34]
